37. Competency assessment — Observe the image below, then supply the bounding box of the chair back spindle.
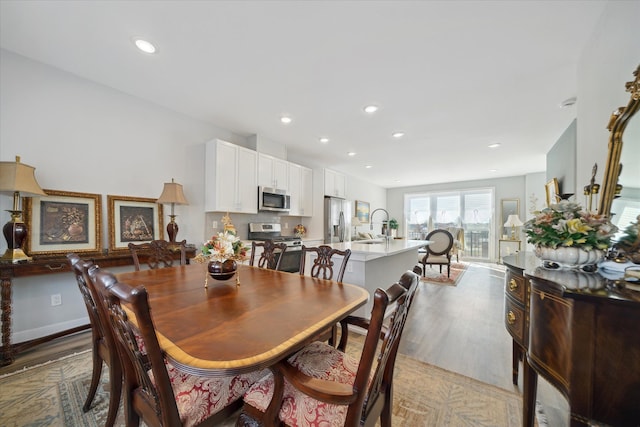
[128,239,187,271]
[250,240,287,270]
[300,245,352,282]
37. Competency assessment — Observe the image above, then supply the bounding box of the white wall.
[575,1,640,198]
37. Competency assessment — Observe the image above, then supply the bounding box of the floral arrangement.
[202,230,247,260]
[294,224,306,237]
[523,201,617,251]
[60,206,85,226]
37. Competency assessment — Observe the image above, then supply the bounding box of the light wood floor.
[0,261,568,425]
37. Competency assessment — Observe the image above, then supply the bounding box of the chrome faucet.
[370,208,392,242]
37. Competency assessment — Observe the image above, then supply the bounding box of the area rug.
[0,345,531,426]
[420,261,468,286]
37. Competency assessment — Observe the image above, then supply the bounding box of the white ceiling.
[0,0,609,189]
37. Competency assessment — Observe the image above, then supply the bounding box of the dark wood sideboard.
[504,253,640,427]
[0,247,196,366]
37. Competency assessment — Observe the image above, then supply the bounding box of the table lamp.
[352,216,362,237]
[504,214,524,240]
[0,156,47,263]
[156,178,188,242]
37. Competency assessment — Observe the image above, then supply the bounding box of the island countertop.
[327,239,430,261]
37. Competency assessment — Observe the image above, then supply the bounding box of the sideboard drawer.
[505,269,526,304]
[504,297,525,342]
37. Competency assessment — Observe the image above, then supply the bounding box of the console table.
[504,253,640,426]
[0,247,196,366]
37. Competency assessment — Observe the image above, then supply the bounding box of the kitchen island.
[319,239,430,316]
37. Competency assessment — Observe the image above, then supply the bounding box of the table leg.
[1,273,14,366]
[523,356,537,427]
[512,340,521,385]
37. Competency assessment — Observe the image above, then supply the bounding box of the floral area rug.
[0,340,533,426]
[419,261,468,286]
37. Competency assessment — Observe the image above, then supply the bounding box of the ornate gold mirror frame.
[598,65,639,216]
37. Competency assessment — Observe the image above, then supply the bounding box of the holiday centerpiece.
[195,213,248,281]
[524,201,617,271]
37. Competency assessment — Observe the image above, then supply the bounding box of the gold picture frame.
[108,195,163,251]
[23,189,102,256]
[355,200,370,224]
[545,178,560,207]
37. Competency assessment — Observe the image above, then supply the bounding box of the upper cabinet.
[258,153,289,190]
[205,139,258,214]
[289,163,313,217]
[324,168,346,198]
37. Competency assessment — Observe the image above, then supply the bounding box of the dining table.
[115,262,369,377]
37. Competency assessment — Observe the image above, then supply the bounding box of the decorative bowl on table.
[207,259,237,280]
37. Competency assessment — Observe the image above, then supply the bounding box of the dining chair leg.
[104,359,123,427]
[380,386,393,427]
[83,344,103,411]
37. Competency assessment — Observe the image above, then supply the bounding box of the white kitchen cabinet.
[205,139,258,213]
[288,163,313,217]
[324,168,346,198]
[258,153,289,190]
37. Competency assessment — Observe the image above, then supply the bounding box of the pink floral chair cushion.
[242,341,359,427]
[149,364,268,427]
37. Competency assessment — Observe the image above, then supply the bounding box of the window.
[405,188,494,260]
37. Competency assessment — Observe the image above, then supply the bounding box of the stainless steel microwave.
[258,186,291,212]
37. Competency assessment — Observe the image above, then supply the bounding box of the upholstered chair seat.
[242,341,360,426]
[156,362,267,427]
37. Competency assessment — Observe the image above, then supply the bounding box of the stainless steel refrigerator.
[324,196,352,244]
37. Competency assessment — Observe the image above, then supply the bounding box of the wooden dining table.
[115,263,369,377]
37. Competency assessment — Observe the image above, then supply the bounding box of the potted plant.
[523,201,617,270]
[389,218,399,238]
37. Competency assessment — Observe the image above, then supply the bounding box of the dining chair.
[128,239,187,271]
[299,245,353,346]
[419,229,454,277]
[67,253,122,427]
[238,270,420,427]
[249,240,287,270]
[87,266,269,427]
[299,245,352,282]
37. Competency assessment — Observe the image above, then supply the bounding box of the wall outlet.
[347,263,353,273]
[51,294,62,306]
[212,221,218,229]
[284,222,289,229]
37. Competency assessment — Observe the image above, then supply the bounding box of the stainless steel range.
[248,223,302,272]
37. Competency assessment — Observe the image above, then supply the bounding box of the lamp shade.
[0,156,46,196]
[504,214,524,227]
[156,179,188,205]
[352,216,362,226]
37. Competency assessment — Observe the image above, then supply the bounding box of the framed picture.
[545,178,560,207]
[355,200,370,224]
[108,195,163,251]
[23,189,102,256]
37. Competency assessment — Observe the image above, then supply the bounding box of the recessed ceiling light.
[347,152,357,157]
[280,116,292,124]
[365,165,373,169]
[319,137,329,143]
[363,105,379,114]
[133,38,157,54]
[560,97,577,108]
[488,143,501,148]
[392,132,405,138]
[489,169,497,172]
